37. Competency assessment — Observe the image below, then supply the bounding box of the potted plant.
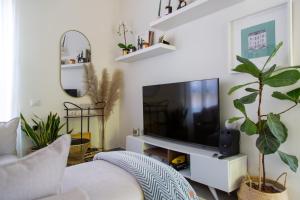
[117,22,134,55]
[118,43,134,55]
[21,113,65,150]
[228,42,299,199]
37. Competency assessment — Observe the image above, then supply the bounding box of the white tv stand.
[126,135,247,200]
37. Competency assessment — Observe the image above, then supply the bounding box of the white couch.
[0,119,91,200]
[0,119,141,200]
[0,118,19,165]
[0,135,73,200]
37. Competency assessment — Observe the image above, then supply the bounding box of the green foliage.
[245,88,259,93]
[272,92,295,102]
[263,42,283,69]
[256,130,280,155]
[233,56,261,77]
[233,99,246,116]
[118,43,134,50]
[118,43,126,49]
[228,116,244,123]
[240,118,257,135]
[272,88,300,104]
[263,70,300,87]
[278,151,299,173]
[267,113,287,143]
[287,88,300,101]
[262,64,276,79]
[228,42,300,174]
[21,113,65,150]
[239,92,258,104]
[228,82,258,95]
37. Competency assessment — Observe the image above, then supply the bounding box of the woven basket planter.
[238,174,288,200]
[68,138,90,165]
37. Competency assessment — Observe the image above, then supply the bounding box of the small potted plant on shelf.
[117,22,134,55]
[118,43,135,55]
[228,42,299,200]
[21,112,65,151]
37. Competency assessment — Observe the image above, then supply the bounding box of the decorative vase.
[238,175,288,200]
[122,49,129,55]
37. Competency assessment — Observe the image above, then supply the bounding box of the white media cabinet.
[126,135,247,200]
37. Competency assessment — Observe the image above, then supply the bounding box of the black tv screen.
[143,78,220,147]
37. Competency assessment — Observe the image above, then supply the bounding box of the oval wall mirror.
[60,30,91,97]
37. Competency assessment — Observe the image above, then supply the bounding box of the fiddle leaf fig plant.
[228,42,300,191]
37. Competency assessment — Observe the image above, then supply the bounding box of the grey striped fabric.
[94,151,199,200]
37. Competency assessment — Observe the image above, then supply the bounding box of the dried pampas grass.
[85,64,123,150]
[99,68,110,103]
[85,64,123,114]
[104,69,123,121]
[85,63,98,104]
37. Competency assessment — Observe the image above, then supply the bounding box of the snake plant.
[21,113,65,150]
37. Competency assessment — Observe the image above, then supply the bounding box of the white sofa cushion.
[0,155,18,166]
[0,134,71,200]
[38,188,90,200]
[0,118,19,155]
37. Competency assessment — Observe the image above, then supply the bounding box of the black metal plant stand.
[63,102,105,149]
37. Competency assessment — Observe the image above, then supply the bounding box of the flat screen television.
[143,78,220,148]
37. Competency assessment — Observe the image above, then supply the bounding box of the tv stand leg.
[208,187,219,200]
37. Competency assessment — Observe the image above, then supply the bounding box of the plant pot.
[238,175,288,200]
[122,49,129,55]
[68,138,90,165]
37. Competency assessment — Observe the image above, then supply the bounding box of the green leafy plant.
[228,42,300,191]
[118,43,134,51]
[21,113,65,150]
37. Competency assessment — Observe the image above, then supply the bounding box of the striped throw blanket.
[94,151,199,200]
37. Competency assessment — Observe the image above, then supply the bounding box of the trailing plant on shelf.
[117,22,134,55]
[21,113,65,150]
[228,42,300,194]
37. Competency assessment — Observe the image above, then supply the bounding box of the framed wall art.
[229,1,293,72]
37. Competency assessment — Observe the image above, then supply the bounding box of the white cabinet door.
[228,156,247,192]
[126,136,144,154]
[190,154,229,192]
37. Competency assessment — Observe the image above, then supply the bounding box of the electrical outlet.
[30,99,41,107]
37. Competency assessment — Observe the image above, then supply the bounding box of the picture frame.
[228,1,293,73]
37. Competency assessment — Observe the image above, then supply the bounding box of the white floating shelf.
[115,44,176,63]
[150,0,244,31]
[61,63,87,69]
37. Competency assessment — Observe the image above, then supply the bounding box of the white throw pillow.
[0,118,19,155]
[0,134,71,200]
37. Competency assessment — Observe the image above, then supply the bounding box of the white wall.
[17,0,122,152]
[118,0,300,198]
[17,0,300,197]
